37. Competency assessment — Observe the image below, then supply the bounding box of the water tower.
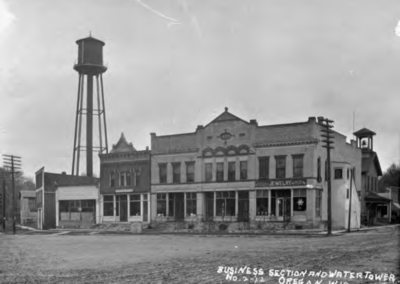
[71,34,109,177]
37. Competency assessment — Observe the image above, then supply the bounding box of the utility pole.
[347,167,354,232]
[318,117,335,236]
[3,154,22,235]
[2,178,5,231]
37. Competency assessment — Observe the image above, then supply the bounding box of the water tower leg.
[87,74,93,177]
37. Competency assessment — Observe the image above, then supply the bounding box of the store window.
[156,193,166,216]
[293,188,307,211]
[216,191,235,216]
[103,195,113,216]
[186,192,196,216]
[256,190,269,216]
[130,194,141,216]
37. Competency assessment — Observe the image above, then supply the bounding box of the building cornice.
[151,148,199,156]
[253,139,319,148]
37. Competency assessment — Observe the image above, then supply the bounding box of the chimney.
[196,125,204,131]
[62,172,66,175]
[308,117,316,123]
[250,119,258,126]
[350,139,357,148]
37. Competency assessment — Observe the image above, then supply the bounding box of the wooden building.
[35,167,99,229]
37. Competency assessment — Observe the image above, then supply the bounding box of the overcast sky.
[1,0,400,178]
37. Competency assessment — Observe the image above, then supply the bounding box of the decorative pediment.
[205,107,249,127]
[110,132,136,153]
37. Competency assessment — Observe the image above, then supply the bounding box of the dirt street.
[0,227,399,284]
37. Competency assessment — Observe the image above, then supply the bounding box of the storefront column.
[249,190,256,220]
[196,192,204,217]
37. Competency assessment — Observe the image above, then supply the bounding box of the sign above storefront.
[255,178,307,188]
[115,189,133,193]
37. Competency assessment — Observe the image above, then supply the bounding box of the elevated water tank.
[74,36,107,75]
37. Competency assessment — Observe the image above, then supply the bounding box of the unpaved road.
[0,227,399,284]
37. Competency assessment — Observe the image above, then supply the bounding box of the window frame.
[275,155,286,179]
[292,154,304,178]
[258,156,269,179]
[256,190,269,216]
[156,193,167,216]
[216,162,224,182]
[205,163,212,182]
[159,163,167,184]
[186,162,195,183]
[216,191,236,216]
[334,168,343,180]
[103,195,114,216]
[129,194,141,216]
[228,161,236,181]
[172,162,181,183]
[186,192,197,216]
[240,161,248,180]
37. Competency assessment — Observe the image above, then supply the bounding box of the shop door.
[205,192,214,221]
[238,191,249,222]
[119,195,128,222]
[143,195,148,222]
[175,193,185,221]
[277,197,291,221]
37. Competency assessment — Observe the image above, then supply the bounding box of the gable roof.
[110,133,136,153]
[205,107,249,127]
[361,152,383,176]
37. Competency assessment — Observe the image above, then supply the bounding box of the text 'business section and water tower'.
[33,36,388,231]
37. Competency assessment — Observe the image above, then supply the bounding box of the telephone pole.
[3,154,21,234]
[318,117,335,236]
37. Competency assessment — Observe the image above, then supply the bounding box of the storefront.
[101,191,150,223]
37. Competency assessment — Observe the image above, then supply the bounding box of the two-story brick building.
[150,108,362,230]
[99,133,151,224]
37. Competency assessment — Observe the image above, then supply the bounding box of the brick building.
[99,133,151,224]
[150,108,362,230]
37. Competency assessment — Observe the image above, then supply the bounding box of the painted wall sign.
[255,178,307,188]
[115,189,133,193]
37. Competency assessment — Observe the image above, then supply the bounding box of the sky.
[1,0,400,179]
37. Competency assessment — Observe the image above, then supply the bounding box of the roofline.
[35,167,45,175]
[76,36,105,45]
[204,111,250,128]
[256,120,309,129]
[151,132,196,139]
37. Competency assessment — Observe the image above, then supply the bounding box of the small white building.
[55,184,100,228]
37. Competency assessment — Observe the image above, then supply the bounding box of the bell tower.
[353,128,376,152]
